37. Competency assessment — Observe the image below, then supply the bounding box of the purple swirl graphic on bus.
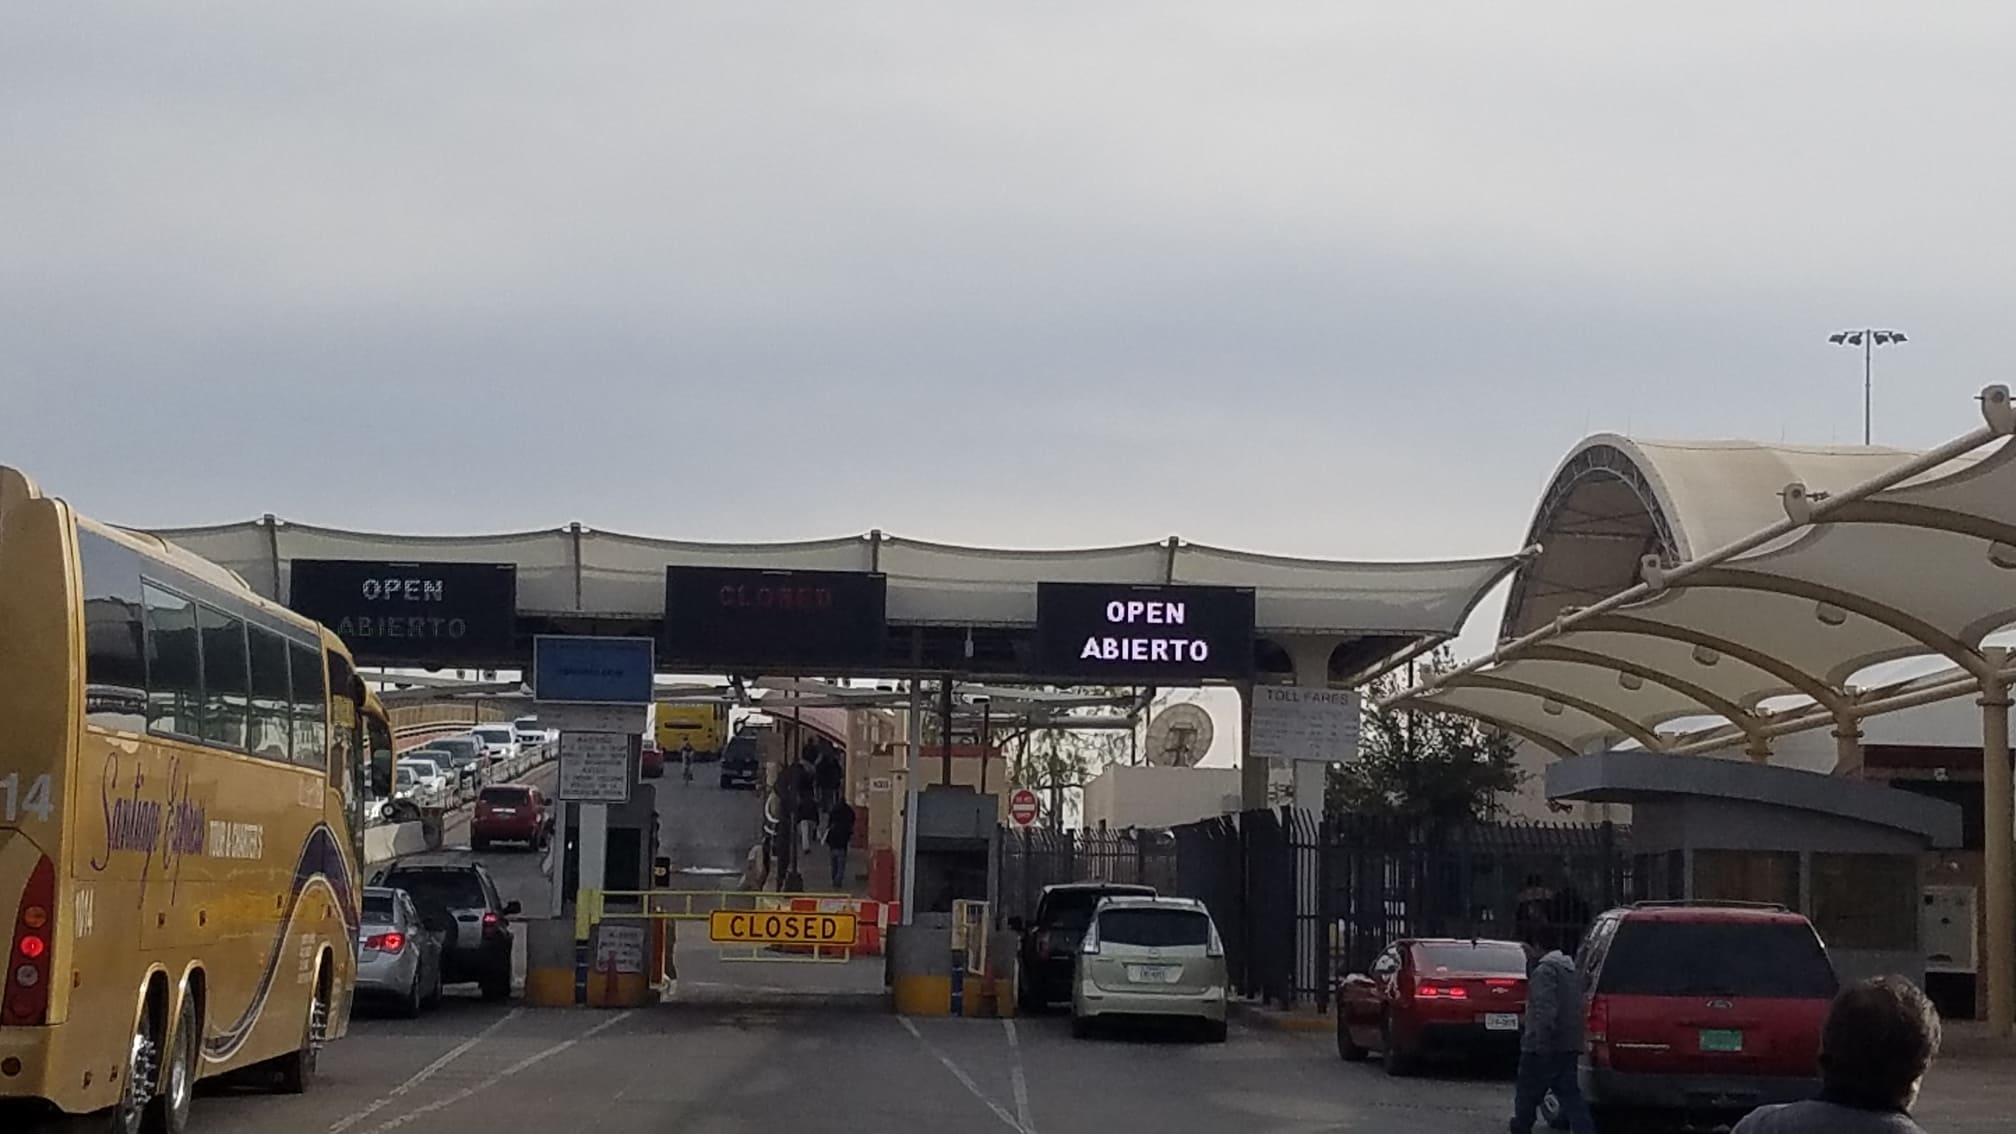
[202,824,358,1062]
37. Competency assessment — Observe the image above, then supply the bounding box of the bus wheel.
[149,993,198,1133]
[274,974,329,1094]
[110,1001,161,1134]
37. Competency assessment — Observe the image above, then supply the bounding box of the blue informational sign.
[532,635,656,704]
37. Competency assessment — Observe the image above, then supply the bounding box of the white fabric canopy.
[1395,386,2016,757]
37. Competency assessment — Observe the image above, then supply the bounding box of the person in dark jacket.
[824,799,856,889]
[1732,976,1940,1133]
[1510,925,1595,1134]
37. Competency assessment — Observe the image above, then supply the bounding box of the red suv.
[1335,937,1530,1075]
[470,784,552,851]
[1567,902,1837,1129]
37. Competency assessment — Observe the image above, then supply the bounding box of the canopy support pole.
[1981,647,2013,1038]
[1831,717,1864,779]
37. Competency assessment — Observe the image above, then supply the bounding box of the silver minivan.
[1070,895,1229,1042]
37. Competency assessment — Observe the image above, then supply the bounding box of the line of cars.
[1331,901,1844,1132]
[1010,882,1230,1043]
[381,716,554,818]
[355,860,522,1015]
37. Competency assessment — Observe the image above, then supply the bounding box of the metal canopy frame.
[1385,384,2016,1036]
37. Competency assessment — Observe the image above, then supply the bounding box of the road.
[97,768,2016,1133]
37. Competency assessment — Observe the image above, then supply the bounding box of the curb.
[1229,1001,1333,1034]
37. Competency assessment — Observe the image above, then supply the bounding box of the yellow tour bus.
[0,466,370,1131]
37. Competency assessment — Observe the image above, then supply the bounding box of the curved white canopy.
[1393,385,2016,757]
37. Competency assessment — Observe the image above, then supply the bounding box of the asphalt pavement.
[59,767,2013,1133]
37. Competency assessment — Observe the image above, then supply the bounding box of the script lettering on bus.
[91,752,208,898]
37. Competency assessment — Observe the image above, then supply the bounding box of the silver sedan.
[357,886,445,1017]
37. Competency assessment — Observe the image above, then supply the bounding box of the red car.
[470,784,552,851]
[1336,937,1530,1075]
[1570,902,1836,1128]
[639,738,664,779]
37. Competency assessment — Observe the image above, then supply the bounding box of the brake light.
[3,855,56,1026]
[1485,978,1519,989]
[1587,994,1611,1067]
[482,911,500,928]
[1206,924,1225,959]
[1415,982,1467,1000]
[365,932,406,952]
[1081,921,1101,955]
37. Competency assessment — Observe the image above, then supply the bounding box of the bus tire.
[109,990,164,1134]
[273,969,329,1095]
[148,991,198,1133]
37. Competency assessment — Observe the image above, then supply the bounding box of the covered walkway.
[1390,384,2016,1034]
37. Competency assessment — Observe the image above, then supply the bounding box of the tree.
[1005,686,1136,828]
[1327,647,1523,822]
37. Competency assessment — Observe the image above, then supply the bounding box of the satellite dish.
[1143,703,1214,768]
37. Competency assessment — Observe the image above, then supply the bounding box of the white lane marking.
[1003,1019,1036,1134]
[357,1010,634,1133]
[898,1016,1027,1133]
[327,1009,523,1133]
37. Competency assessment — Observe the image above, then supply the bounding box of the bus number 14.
[1,773,55,823]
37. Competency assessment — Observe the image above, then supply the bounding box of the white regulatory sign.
[594,924,647,974]
[536,703,649,734]
[558,731,633,803]
[1249,686,1362,764]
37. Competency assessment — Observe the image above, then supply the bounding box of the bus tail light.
[4,855,55,1026]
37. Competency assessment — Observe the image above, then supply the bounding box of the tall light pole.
[1828,328,1908,445]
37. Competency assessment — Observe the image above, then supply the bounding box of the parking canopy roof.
[134,516,1525,681]
[1390,385,2016,758]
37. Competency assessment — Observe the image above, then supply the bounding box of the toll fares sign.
[708,909,859,946]
[1035,582,1255,681]
[663,566,887,668]
[1009,789,1040,826]
[287,559,517,663]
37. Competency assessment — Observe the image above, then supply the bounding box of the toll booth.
[889,786,1018,1016]
[913,785,997,913]
[560,783,660,910]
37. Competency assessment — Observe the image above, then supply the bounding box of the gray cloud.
[6,3,2013,652]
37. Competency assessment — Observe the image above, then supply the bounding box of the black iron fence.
[998,810,1635,1009]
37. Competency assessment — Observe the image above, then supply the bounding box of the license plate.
[491,808,517,815]
[1126,964,1180,984]
[1484,1013,1521,1031]
[1699,1028,1744,1052]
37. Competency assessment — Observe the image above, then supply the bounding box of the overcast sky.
[7,4,2015,662]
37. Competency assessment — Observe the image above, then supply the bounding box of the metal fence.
[998,810,1635,1010]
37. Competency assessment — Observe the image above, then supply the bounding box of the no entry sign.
[1009,789,1040,826]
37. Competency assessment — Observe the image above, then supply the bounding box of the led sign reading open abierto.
[1034,582,1254,681]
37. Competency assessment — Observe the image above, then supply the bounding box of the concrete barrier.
[363,822,433,864]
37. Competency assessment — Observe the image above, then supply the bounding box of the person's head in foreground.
[1821,976,1941,1112]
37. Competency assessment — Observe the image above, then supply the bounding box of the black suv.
[372,860,519,1000]
[1011,882,1156,1012]
[718,734,761,790]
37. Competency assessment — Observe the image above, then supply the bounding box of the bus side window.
[289,641,327,770]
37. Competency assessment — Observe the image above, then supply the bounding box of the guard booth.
[889,785,1018,1016]
[1548,750,1965,988]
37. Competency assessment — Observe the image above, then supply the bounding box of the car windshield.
[1414,941,1530,975]
[1598,920,1839,999]
[405,758,441,772]
[1098,908,1211,948]
[387,871,487,910]
[363,892,397,923]
[480,787,529,805]
[475,728,512,742]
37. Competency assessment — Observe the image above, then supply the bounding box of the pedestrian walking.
[1509,925,1595,1134]
[1732,976,1941,1133]
[679,740,695,784]
[825,799,856,890]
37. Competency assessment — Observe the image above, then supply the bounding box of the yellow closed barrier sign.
[708,909,858,946]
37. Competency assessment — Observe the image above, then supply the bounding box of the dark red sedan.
[1335,937,1530,1075]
